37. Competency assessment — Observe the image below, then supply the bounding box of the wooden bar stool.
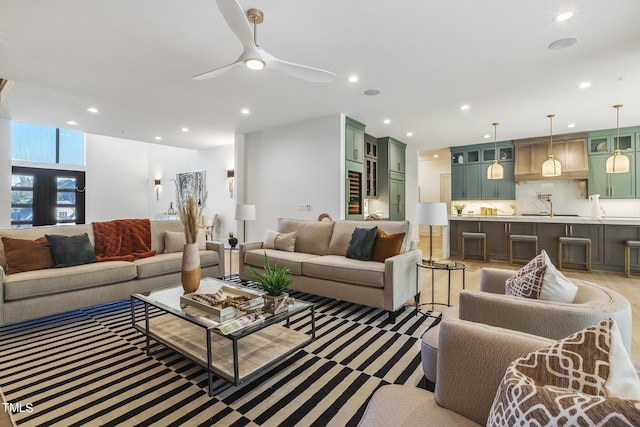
[558,236,591,272]
[461,232,487,262]
[509,234,538,265]
[624,240,640,277]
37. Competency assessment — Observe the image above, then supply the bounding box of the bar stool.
[558,236,591,272]
[461,232,487,262]
[509,234,538,265]
[624,240,640,277]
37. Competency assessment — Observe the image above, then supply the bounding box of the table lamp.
[415,202,449,264]
[234,204,256,242]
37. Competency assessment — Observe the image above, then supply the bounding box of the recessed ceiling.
[1,0,639,154]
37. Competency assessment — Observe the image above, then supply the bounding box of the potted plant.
[249,252,292,315]
[452,203,466,216]
[228,232,238,248]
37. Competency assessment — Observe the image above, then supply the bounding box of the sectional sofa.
[0,220,224,325]
[239,218,422,322]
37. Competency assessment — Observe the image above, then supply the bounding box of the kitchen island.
[448,214,640,272]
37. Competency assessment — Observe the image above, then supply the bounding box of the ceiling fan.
[193,0,336,83]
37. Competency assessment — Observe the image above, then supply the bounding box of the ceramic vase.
[181,243,201,293]
[262,294,288,315]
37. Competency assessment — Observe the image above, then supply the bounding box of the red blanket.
[92,219,156,262]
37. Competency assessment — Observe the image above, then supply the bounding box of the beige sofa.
[421,266,632,382]
[0,220,224,325]
[239,218,422,322]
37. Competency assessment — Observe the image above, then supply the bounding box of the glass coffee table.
[130,277,315,396]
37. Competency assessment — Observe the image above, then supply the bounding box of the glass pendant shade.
[542,155,562,177]
[487,161,504,179]
[487,122,503,180]
[606,104,630,174]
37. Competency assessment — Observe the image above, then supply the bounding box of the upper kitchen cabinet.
[588,126,638,154]
[514,133,589,181]
[452,141,515,200]
[377,137,407,220]
[345,117,365,164]
[587,127,639,199]
[364,133,378,198]
[379,137,406,173]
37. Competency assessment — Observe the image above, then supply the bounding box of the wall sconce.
[227,170,234,198]
[154,179,161,201]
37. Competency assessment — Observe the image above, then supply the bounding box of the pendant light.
[487,122,504,179]
[606,104,630,174]
[541,114,561,177]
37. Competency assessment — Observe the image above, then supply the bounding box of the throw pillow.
[45,233,96,268]
[263,229,297,252]
[163,230,206,253]
[370,229,405,262]
[539,250,578,303]
[345,227,378,261]
[487,319,640,426]
[505,265,546,299]
[2,236,55,275]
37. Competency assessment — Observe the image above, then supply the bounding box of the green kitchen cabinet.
[388,178,405,221]
[588,154,636,198]
[453,141,514,200]
[451,163,481,200]
[346,117,365,164]
[481,161,515,200]
[377,136,407,220]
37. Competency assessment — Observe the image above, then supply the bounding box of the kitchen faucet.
[538,194,553,217]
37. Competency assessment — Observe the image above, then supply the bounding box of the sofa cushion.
[3,261,137,301]
[163,230,206,253]
[328,220,410,256]
[263,229,297,252]
[2,236,55,275]
[302,255,385,289]
[46,233,97,267]
[276,218,335,256]
[487,319,640,427]
[345,227,378,261]
[135,250,219,279]
[244,248,318,276]
[371,229,406,262]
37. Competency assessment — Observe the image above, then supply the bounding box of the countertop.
[448,214,640,226]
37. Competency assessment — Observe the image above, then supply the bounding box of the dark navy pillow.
[45,233,96,267]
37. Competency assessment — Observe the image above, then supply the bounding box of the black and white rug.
[0,277,439,426]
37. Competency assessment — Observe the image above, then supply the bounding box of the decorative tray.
[180,284,264,322]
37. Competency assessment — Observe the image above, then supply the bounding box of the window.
[11,167,86,228]
[11,121,85,166]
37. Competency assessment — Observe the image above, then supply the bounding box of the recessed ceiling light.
[553,11,574,22]
[241,108,250,114]
[548,37,578,50]
[181,127,189,132]
[364,89,380,96]
[66,121,77,125]
[578,81,591,89]
[567,124,576,128]
[433,154,439,158]
[484,134,491,139]
[383,119,391,124]
[87,107,99,113]
[460,105,470,111]
[348,75,358,83]
[406,132,413,137]
[155,136,162,141]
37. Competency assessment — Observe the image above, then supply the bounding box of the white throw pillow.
[263,229,297,252]
[164,229,206,253]
[539,250,578,303]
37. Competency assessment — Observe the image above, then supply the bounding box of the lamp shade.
[541,155,562,177]
[606,150,630,174]
[487,161,504,179]
[415,202,449,226]
[234,204,256,221]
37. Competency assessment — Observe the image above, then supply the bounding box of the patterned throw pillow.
[487,319,640,426]
[505,264,547,299]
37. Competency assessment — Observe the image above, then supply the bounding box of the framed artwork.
[176,170,206,207]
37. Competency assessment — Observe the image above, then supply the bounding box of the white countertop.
[448,214,640,226]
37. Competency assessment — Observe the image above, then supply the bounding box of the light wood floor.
[417,236,640,361]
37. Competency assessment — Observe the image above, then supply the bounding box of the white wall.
[244,114,342,242]
[0,118,11,228]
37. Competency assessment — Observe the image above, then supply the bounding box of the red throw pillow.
[371,229,406,262]
[2,236,55,275]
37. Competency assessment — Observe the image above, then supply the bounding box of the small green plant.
[452,203,466,211]
[249,252,292,296]
[228,232,235,239]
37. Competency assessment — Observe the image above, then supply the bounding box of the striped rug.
[0,277,439,426]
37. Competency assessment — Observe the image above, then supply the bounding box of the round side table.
[415,260,466,316]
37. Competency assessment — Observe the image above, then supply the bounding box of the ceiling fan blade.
[192,60,243,80]
[264,51,336,83]
[216,0,254,49]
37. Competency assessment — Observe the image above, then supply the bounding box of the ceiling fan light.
[245,58,265,70]
[542,155,562,177]
[606,150,630,174]
[487,161,504,180]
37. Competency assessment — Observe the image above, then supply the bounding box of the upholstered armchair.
[421,267,632,383]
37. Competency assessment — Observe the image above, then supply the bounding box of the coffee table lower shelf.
[134,314,312,395]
